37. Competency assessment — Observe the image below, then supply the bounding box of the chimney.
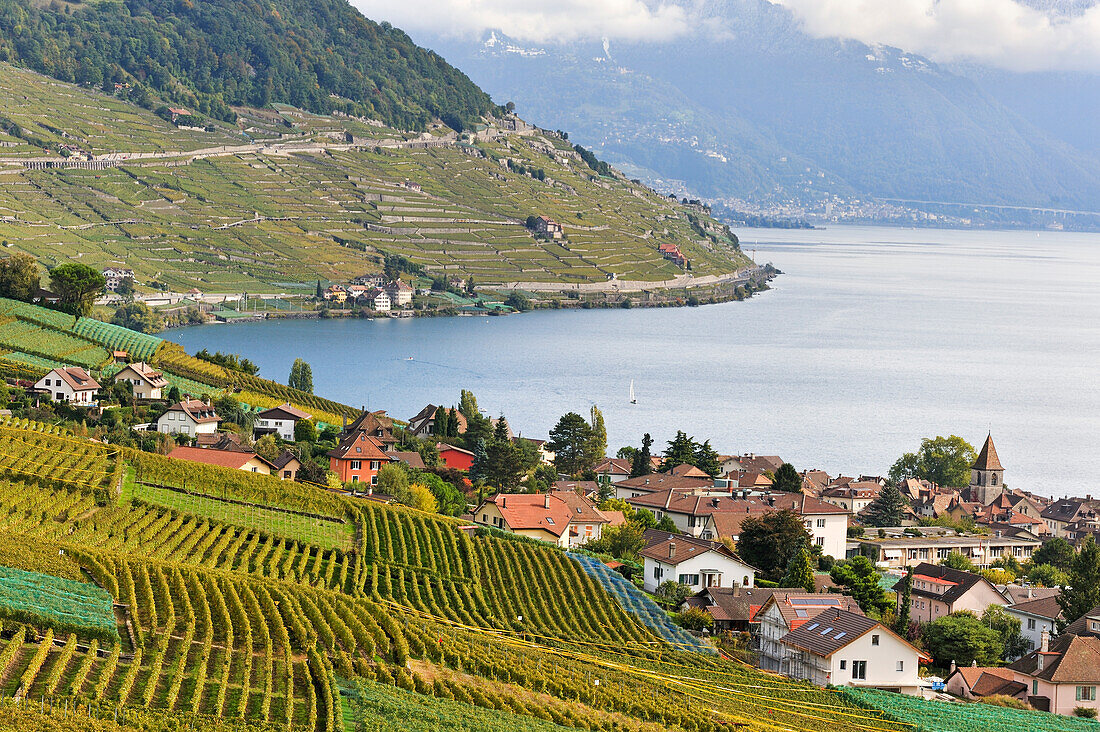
[971,660,977,667]
[949,660,956,674]
[733,584,741,597]
[544,493,550,509]
[644,478,650,485]
[668,542,676,559]
[502,495,507,509]
[1041,629,1050,653]
[1028,587,1034,599]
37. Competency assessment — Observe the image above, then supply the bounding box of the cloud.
[772,0,1100,73]
[351,0,694,43]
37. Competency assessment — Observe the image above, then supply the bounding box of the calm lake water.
[168,225,1100,496]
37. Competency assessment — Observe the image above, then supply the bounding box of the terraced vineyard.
[0,422,1006,732]
[0,64,749,292]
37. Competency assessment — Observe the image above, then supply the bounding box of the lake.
[167,225,1100,496]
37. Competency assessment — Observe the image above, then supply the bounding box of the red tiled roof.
[117,362,168,389]
[328,430,392,461]
[257,403,311,421]
[48,366,101,392]
[167,446,271,471]
[485,493,573,536]
[759,592,864,630]
[165,399,220,424]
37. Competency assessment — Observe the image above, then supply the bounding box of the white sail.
[629,380,636,404]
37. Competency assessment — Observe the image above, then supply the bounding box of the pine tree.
[771,463,802,492]
[693,440,721,477]
[315,280,323,298]
[781,545,816,592]
[862,482,907,527]
[631,433,653,477]
[662,431,697,471]
[894,568,912,635]
[432,406,449,436]
[1059,536,1100,627]
[469,438,488,486]
[587,406,607,465]
[446,408,460,437]
[485,416,523,490]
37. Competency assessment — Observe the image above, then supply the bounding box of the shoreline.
[159,265,779,330]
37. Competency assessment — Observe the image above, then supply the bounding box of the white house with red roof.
[167,445,273,475]
[34,367,100,404]
[253,403,312,441]
[638,531,757,594]
[473,491,611,548]
[154,399,221,436]
[755,592,864,673]
[113,362,168,400]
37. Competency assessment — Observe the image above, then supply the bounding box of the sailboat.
[629,380,637,404]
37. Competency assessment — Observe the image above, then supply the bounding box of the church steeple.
[970,433,1005,505]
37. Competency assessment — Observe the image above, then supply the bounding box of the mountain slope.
[0,0,492,130]
[0,63,748,291]
[418,0,1100,211]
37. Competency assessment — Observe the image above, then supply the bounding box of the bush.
[676,607,714,631]
[1075,706,1098,719]
[979,695,1030,710]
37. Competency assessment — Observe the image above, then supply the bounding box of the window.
[816,537,825,547]
[852,661,866,680]
[687,516,696,528]
[817,519,826,528]
[1033,680,1039,696]
[283,471,292,479]
[546,517,555,525]
[840,660,847,670]
[871,635,880,646]
[351,476,359,483]
[1077,687,1096,702]
[250,467,258,472]
[356,447,362,453]
[678,574,700,586]
[1028,619,1037,630]
[896,661,904,672]
[653,566,663,580]
[350,460,361,470]
[370,460,380,470]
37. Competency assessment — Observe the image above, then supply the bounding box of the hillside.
[0,0,492,131]
[419,0,1100,212]
[0,63,748,292]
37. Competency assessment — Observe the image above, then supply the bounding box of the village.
[15,356,1100,722]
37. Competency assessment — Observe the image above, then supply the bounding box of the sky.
[353,0,1100,73]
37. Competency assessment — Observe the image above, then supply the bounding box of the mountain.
[416,0,1100,214]
[0,0,493,130]
[0,62,747,291]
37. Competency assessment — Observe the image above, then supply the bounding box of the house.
[944,665,1028,701]
[196,432,251,452]
[328,429,395,486]
[613,473,712,500]
[323,285,347,302]
[437,443,476,471]
[342,411,398,452]
[154,399,221,437]
[1042,498,1099,538]
[730,454,784,475]
[594,458,633,486]
[388,280,414,306]
[1008,594,1064,655]
[638,531,757,594]
[684,586,811,633]
[823,482,881,513]
[102,267,135,292]
[253,403,312,441]
[407,404,467,438]
[1009,631,1100,716]
[167,107,191,121]
[755,593,864,673]
[393,451,426,470]
[901,563,1008,624]
[34,367,100,404]
[854,532,1039,570]
[473,491,610,548]
[364,288,391,311]
[533,216,563,239]
[113,362,168,400]
[269,451,302,481]
[166,446,272,475]
[779,608,926,694]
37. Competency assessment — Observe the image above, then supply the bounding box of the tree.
[630,433,653,477]
[587,406,607,465]
[1032,537,1076,572]
[921,611,1003,667]
[830,556,892,617]
[888,435,976,487]
[982,605,1031,660]
[315,280,323,298]
[632,508,657,530]
[294,419,317,443]
[295,458,327,486]
[0,253,39,301]
[1059,536,1100,627]
[546,412,595,476]
[677,607,714,632]
[693,440,721,478]
[655,581,691,610]
[415,472,465,516]
[781,545,816,592]
[1027,563,1069,588]
[48,263,106,316]
[661,431,697,472]
[894,569,912,635]
[771,463,801,493]
[375,463,409,497]
[111,302,164,334]
[737,510,810,581]
[458,390,479,421]
[655,515,678,533]
[586,523,646,561]
[115,277,135,300]
[396,483,437,513]
[862,483,908,527]
[253,434,280,461]
[288,359,313,393]
[940,551,975,572]
[468,439,488,485]
[484,416,524,490]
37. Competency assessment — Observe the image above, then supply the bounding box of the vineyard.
[0,566,117,641]
[840,687,1100,732]
[72,319,164,361]
[0,422,1066,732]
[0,421,119,493]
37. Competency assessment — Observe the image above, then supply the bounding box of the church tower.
[970,433,1005,505]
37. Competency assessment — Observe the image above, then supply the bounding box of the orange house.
[328,429,394,486]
